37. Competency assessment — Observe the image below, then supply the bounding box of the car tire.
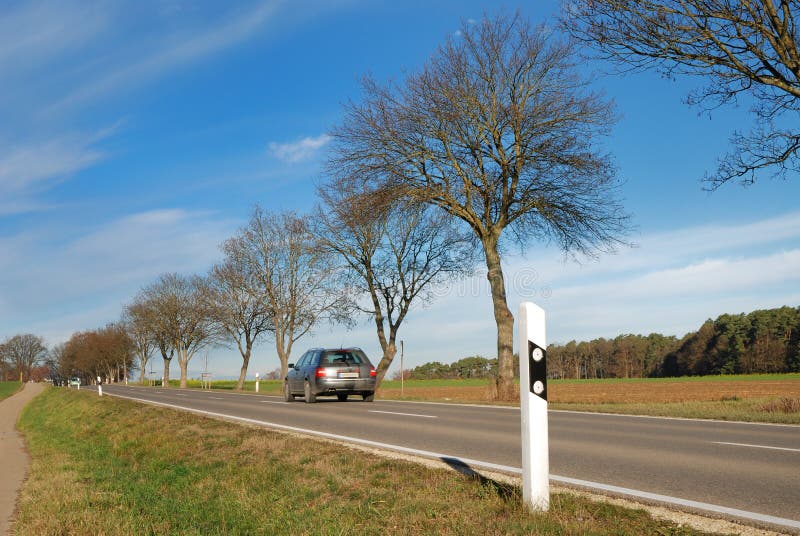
[337,393,348,402]
[362,391,374,402]
[283,381,294,402]
[304,381,316,403]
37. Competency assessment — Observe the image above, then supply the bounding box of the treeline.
[402,356,505,380]
[406,306,800,380]
[0,334,50,382]
[661,306,800,376]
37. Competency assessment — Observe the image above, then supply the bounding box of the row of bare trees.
[119,190,472,391]
[53,324,135,384]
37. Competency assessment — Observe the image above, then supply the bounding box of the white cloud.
[268,134,332,163]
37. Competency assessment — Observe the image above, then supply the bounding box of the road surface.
[100,384,800,532]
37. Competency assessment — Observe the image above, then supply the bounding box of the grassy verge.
[16,389,714,535]
[158,378,283,394]
[0,380,22,401]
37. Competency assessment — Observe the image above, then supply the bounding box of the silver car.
[284,348,377,403]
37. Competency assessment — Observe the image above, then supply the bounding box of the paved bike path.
[0,383,44,535]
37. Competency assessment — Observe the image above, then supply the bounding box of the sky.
[2,0,799,379]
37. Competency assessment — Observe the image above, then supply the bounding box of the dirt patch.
[378,379,800,405]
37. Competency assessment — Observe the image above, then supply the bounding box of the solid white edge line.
[103,390,800,531]
[551,475,800,530]
[368,410,437,419]
[713,441,800,453]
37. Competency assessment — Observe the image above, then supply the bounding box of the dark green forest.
[404,306,800,380]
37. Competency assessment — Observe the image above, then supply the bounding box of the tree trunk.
[162,356,171,388]
[179,349,189,389]
[235,345,251,391]
[276,334,290,380]
[482,234,516,402]
[374,341,396,391]
[139,357,147,384]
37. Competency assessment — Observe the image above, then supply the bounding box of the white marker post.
[255,373,260,393]
[518,302,549,511]
[97,376,103,397]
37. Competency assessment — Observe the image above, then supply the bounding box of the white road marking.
[175,394,188,397]
[261,401,289,405]
[209,397,225,400]
[102,390,800,532]
[369,410,437,419]
[713,441,800,453]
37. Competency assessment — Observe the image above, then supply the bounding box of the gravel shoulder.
[0,383,44,535]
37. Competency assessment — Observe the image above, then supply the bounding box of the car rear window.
[320,350,367,366]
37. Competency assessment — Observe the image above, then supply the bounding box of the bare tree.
[123,302,156,384]
[130,290,176,387]
[95,323,135,383]
[0,334,47,381]
[143,273,216,388]
[228,207,344,379]
[315,176,473,390]
[200,252,274,391]
[562,0,800,188]
[330,13,628,400]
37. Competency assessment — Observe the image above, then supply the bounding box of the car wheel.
[337,393,348,402]
[283,381,294,402]
[304,381,316,403]
[362,391,374,402]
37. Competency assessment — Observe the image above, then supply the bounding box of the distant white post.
[518,302,549,511]
[97,376,103,397]
[255,373,260,393]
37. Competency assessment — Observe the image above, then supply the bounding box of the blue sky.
[2,1,798,379]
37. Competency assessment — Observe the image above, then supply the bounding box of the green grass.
[143,378,284,394]
[16,388,717,535]
[0,381,22,401]
[381,378,492,389]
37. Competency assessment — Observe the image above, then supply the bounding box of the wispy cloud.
[268,134,332,163]
[47,1,283,113]
[0,208,236,342]
[0,126,118,216]
[0,2,107,76]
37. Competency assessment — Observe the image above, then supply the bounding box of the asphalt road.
[100,384,800,531]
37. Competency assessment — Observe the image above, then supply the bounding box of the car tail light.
[370,367,376,377]
[315,367,326,378]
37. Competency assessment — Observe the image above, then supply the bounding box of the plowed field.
[378,377,800,405]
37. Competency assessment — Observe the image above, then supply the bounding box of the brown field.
[378,378,800,405]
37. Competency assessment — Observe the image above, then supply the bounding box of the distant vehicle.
[284,348,377,403]
[69,377,81,388]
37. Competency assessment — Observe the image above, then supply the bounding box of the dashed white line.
[261,401,289,405]
[369,410,437,419]
[713,441,800,453]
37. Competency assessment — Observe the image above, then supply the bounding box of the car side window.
[296,352,309,368]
